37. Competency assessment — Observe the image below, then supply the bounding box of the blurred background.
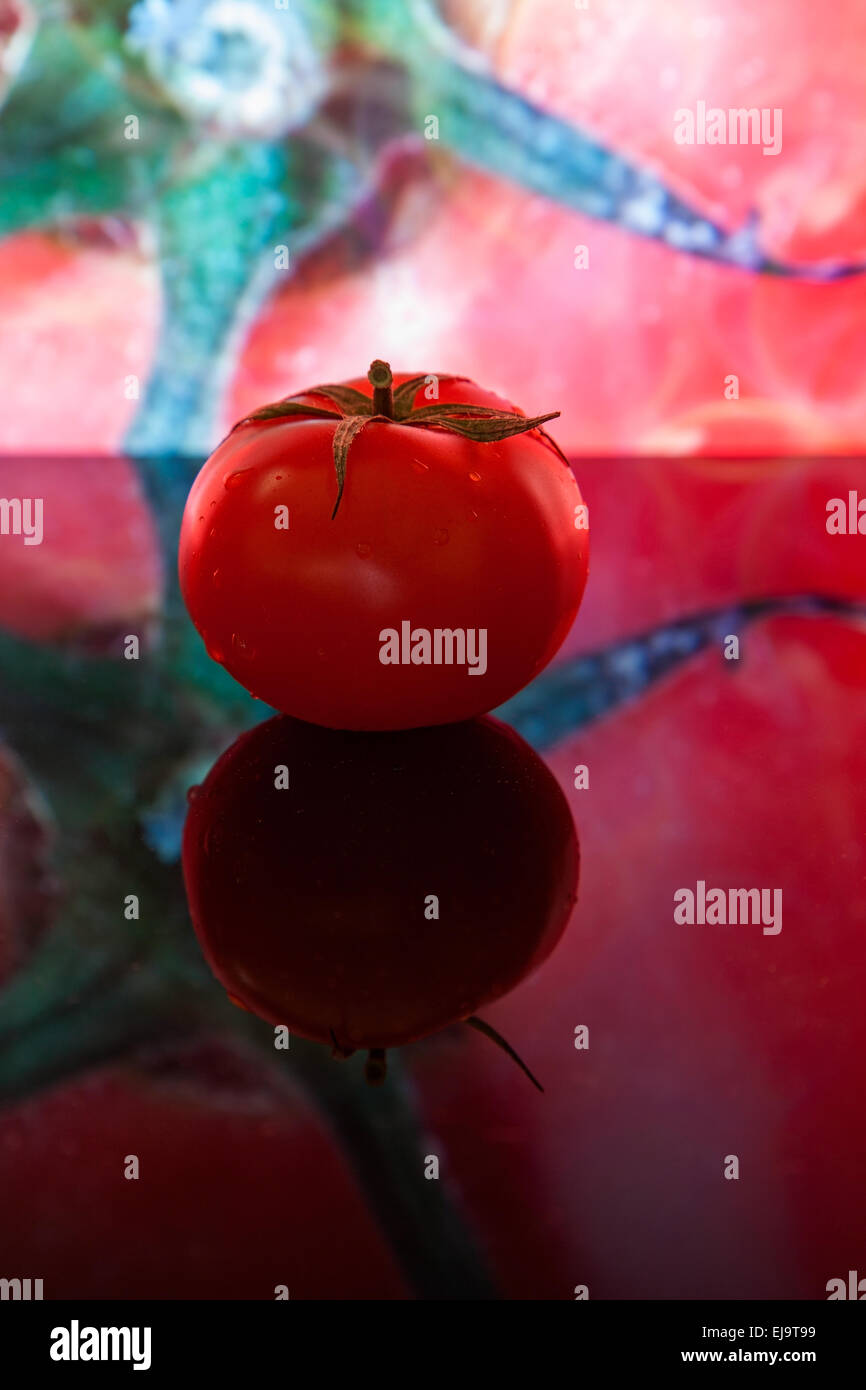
[0,0,865,1301]
[0,0,865,455]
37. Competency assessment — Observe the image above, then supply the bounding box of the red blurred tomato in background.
[3,2,866,456]
[420,615,866,1299]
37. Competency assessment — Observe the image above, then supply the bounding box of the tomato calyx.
[231,360,565,519]
[465,1015,544,1092]
[333,1019,543,1091]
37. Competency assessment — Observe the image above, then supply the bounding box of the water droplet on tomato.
[224,468,251,489]
[232,633,255,658]
[186,785,200,803]
[468,470,482,482]
[469,510,479,522]
[206,642,226,663]
[433,528,449,545]
[356,542,372,558]
[412,459,430,474]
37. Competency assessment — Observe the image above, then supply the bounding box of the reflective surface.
[0,455,864,1299]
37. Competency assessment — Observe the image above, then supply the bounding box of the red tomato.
[182,714,579,1061]
[0,1065,407,1299]
[0,458,161,644]
[179,368,588,730]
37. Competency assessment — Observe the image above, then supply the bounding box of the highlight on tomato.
[182,714,579,1085]
[179,361,589,730]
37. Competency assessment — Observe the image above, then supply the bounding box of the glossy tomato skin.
[182,714,579,1051]
[179,375,588,730]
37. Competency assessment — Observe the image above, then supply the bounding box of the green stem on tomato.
[367,359,395,418]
